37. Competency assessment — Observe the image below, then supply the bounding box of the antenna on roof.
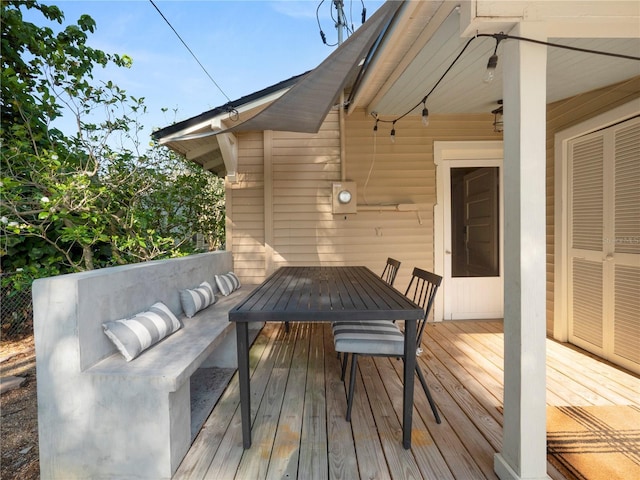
[334,0,346,45]
[317,0,366,47]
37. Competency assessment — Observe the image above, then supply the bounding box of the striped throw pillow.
[103,302,181,362]
[215,272,241,296]
[180,281,216,318]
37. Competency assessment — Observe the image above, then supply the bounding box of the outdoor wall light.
[492,100,503,133]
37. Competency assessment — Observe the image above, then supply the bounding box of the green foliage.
[1,1,225,291]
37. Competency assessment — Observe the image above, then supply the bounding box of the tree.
[1,1,225,290]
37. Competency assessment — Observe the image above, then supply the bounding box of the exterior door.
[567,117,640,373]
[458,168,500,278]
[435,141,504,321]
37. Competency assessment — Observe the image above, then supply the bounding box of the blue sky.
[30,0,384,140]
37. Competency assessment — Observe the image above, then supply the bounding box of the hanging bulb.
[483,53,498,83]
[421,106,429,127]
[373,119,378,132]
[390,123,396,143]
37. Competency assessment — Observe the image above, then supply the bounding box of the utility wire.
[149,0,232,103]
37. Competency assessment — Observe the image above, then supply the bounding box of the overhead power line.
[149,0,232,103]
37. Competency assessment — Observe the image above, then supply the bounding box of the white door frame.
[553,100,639,342]
[434,141,504,322]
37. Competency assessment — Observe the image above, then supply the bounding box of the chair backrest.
[404,267,442,344]
[381,257,401,286]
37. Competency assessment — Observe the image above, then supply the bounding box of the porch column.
[494,22,549,480]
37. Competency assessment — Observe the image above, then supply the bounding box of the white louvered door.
[568,116,640,374]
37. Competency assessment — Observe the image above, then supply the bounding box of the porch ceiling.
[349,0,640,119]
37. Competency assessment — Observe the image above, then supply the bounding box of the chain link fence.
[1,275,33,341]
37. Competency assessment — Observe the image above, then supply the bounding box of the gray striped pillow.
[215,272,241,296]
[180,281,216,318]
[103,302,181,362]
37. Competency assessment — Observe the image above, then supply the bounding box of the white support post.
[210,119,238,182]
[494,22,550,480]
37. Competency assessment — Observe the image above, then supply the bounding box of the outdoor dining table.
[228,265,424,449]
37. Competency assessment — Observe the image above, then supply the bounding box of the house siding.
[228,131,266,285]
[228,77,638,327]
[230,108,501,291]
[545,75,640,335]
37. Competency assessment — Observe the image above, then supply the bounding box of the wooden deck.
[174,320,640,480]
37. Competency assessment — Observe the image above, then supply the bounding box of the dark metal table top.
[229,266,423,323]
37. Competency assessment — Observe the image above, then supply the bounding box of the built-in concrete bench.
[33,251,260,480]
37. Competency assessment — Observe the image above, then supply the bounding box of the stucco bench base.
[81,288,258,480]
[33,251,260,480]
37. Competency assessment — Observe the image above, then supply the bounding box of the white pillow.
[215,272,241,296]
[180,281,216,318]
[103,302,181,362]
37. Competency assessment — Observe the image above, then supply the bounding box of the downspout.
[340,91,347,181]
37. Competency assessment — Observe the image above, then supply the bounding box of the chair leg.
[415,364,441,424]
[284,322,290,333]
[340,353,349,381]
[346,354,358,422]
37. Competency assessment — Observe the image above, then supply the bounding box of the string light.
[483,34,505,83]
[483,54,498,83]
[372,32,640,133]
[390,121,396,143]
[421,101,429,127]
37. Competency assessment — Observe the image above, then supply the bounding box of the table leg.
[236,322,251,448]
[403,319,416,449]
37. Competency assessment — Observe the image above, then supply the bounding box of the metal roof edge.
[152,71,309,140]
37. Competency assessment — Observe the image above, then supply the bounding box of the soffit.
[354,1,640,118]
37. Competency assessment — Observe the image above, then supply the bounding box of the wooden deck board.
[299,323,329,480]
[324,333,360,479]
[173,320,640,480]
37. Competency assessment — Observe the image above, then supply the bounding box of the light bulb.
[421,107,429,127]
[390,127,396,143]
[483,54,498,83]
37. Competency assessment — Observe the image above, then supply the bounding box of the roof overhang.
[153,0,403,176]
[348,0,640,120]
[152,74,305,177]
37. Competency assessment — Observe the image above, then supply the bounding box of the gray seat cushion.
[333,320,404,355]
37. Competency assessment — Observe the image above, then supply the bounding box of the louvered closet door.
[568,116,640,374]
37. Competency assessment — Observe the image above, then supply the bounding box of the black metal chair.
[333,257,401,371]
[380,257,401,286]
[333,267,442,423]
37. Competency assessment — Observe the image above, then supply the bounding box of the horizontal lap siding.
[230,108,501,290]
[227,79,639,324]
[346,109,501,288]
[230,132,266,284]
[271,112,343,269]
[268,109,500,290]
